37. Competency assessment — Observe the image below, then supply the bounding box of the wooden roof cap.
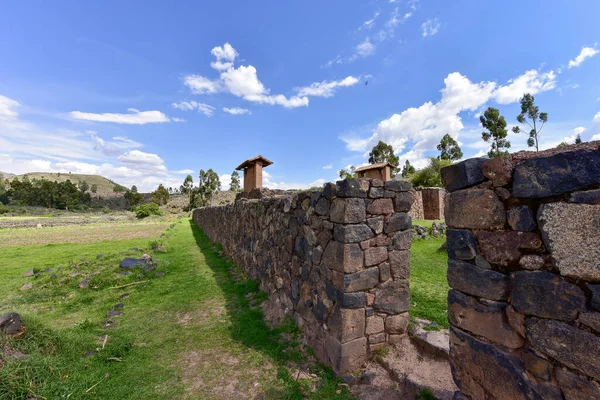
[354,162,397,172]
[235,155,273,170]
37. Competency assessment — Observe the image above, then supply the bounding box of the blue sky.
[1,0,599,191]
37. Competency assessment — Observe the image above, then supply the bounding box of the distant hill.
[0,171,15,179]
[4,172,126,199]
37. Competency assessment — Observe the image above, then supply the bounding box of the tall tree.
[78,180,89,193]
[338,165,356,180]
[195,169,221,207]
[152,184,170,205]
[368,141,400,177]
[480,107,511,158]
[401,160,416,178]
[437,134,463,161]
[229,170,241,192]
[575,134,582,144]
[511,93,548,151]
[124,185,143,209]
[180,175,194,206]
[90,184,98,194]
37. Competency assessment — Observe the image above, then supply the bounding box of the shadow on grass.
[187,220,354,400]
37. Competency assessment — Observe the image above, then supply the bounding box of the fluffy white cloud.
[92,134,142,156]
[353,38,376,59]
[296,76,359,98]
[594,111,600,122]
[223,107,251,115]
[210,42,238,71]
[70,108,171,124]
[421,19,440,37]
[0,95,20,121]
[494,70,556,104]
[183,75,220,94]
[568,46,599,68]
[322,164,333,170]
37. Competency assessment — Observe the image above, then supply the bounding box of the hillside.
[4,172,126,199]
[0,171,16,179]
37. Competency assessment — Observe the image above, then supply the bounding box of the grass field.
[0,220,352,400]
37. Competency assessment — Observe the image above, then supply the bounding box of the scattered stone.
[569,188,600,205]
[155,272,165,277]
[447,259,509,301]
[475,231,542,267]
[45,268,53,273]
[79,277,90,289]
[342,373,356,384]
[383,213,412,234]
[0,312,21,334]
[141,263,157,273]
[20,283,33,291]
[360,371,377,384]
[23,269,34,277]
[482,157,513,187]
[96,254,104,259]
[446,229,479,260]
[5,348,29,360]
[538,202,600,280]
[119,258,146,269]
[556,367,600,400]
[107,310,122,317]
[507,206,536,232]
[445,189,506,230]
[83,350,96,358]
[119,292,130,299]
[113,303,125,309]
[440,158,487,192]
[141,254,152,262]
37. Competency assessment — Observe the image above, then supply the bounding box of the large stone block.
[556,367,600,400]
[333,224,375,243]
[507,205,536,232]
[441,157,487,192]
[341,293,367,309]
[389,250,410,280]
[365,315,384,335]
[367,198,394,215]
[326,336,368,373]
[322,241,364,273]
[384,180,413,192]
[569,188,600,205]
[367,217,384,234]
[383,213,412,234]
[385,312,409,334]
[513,149,600,198]
[511,271,585,320]
[394,191,413,212]
[336,179,370,198]
[364,246,388,267]
[344,267,379,292]
[373,280,409,314]
[329,307,366,342]
[389,230,412,251]
[448,290,524,349]
[330,198,366,224]
[446,229,479,260]
[538,202,600,280]
[475,231,542,267]
[447,259,509,301]
[482,157,513,187]
[527,318,600,380]
[579,312,600,333]
[445,189,506,230]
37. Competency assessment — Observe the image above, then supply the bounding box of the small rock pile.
[412,221,447,239]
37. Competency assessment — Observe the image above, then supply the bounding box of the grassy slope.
[0,220,352,400]
[6,172,123,199]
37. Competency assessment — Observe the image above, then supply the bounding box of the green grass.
[411,219,444,228]
[409,236,449,328]
[0,219,353,399]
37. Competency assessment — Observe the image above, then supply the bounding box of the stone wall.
[421,187,445,220]
[441,142,600,399]
[193,178,414,373]
[409,190,424,220]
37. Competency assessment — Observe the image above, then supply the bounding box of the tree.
[575,134,582,144]
[368,141,400,177]
[152,184,170,205]
[401,160,416,178]
[480,107,511,158]
[511,93,548,151]
[229,170,241,192]
[338,165,356,180]
[90,184,98,194]
[78,180,89,193]
[0,174,8,205]
[194,169,221,207]
[410,158,453,188]
[180,175,194,207]
[124,185,143,209]
[437,134,463,161]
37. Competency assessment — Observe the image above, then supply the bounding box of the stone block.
[513,149,600,198]
[365,316,384,335]
[527,318,600,380]
[369,187,384,199]
[341,293,367,309]
[441,157,487,192]
[373,280,409,314]
[482,157,513,187]
[383,180,412,192]
[589,284,600,311]
[389,230,412,251]
[389,250,410,280]
[322,182,336,199]
[448,290,524,349]
[336,179,370,198]
[570,188,600,205]
[329,307,366,343]
[511,271,585,320]
[326,336,367,373]
[371,178,383,188]
[447,259,509,301]
[518,255,545,270]
[446,229,479,260]
[322,241,364,273]
[344,268,379,292]
[383,213,412,234]
[364,247,388,267]
[445,189,506,230]
[385,313,409,334]
[538,202,600,280]
[367,198,394,215]
[366,217,384,234]
[507,205,536,232]
[370,234,391,247]
[556,367,600,400]
[368,332,386,344]
[330,198,366,224]
[579,312,600,333]
[315,197,330,216]
[522,349,552,381]
[475,231,542,267]
[333,224,375,244]
[378,262,390,282]
[394,192,413,212]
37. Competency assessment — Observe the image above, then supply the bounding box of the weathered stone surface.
[326,336,368,373]
[365,316,384,335]
[366,217,384,234]
[373,280,409,314]
[394,191,413,212]
[330,198,366,223]
[333,224,375,243]
[474,255,491,269]
[344,268,379,292]
[441,158,487,192]
[119,258,145,269]
[329,308,366,342]
[378,262,390,282]
[389,230,412,251]
[513,149,600,198]
[570,188,600,205]
[556,367,600,400]
[446,229,479,260]
[511,271,585,320]
[368,332,386,344]
[0,312,21,334]
[383,180,412,192]
[447,259,509,301]
[475,231,542,267]
[322,241,364,273]
[518,255,545,270]
[367,198,394,215]
[445,189,506,230]
[20,283,33,291]
[364,247,388,267]
[507,205,536,232]
[505,305,526,338]
[389,250,410,280]
[589,284,600,311]
[341,293,367,309]
[538,202,600,280]
[448,290,524,349]
[371,178,383,188]
[450,327,543,400]
[522,349,552,381]
[527,318,600,380]
[482,157,513,187]
[336,179,370,198]
[383,213,411,234]
[579,312,600,333]
[369,186,383,199]
[315,197,330,216]
[385,313,409,334]
[23,269,34,277]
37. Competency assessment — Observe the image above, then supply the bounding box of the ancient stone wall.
[421,187,445,220]
[193,178,414,373]
[409,190,424,220]
[441,143,600,399]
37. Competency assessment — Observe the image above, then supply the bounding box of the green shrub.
[132,203,163,219]
[103,207,111,214]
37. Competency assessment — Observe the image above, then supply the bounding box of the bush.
[132,203,163,219]
[103,207,111,214]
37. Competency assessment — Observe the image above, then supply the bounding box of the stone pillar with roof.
[235,155,273,193]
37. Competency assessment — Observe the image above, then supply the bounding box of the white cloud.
[117,150,165,167]
[568,46,599,68]
[573,126,586,136]
[354,38,376,59]
[174,169,195,175]
[262,170,326,190]
[421,19,440,37]
[360,12,380,30]
[296,76,359,98]
[70,108,171,124]
[92,134,142,156]
[594,111,600,122]
[0,95,20,121]
[172,117,186,123]
[172,101,215,116]
[183,75,221,94]
[223,107,251,115]
[494,70,556,104]
[210,42,238,71]
[376,7,411,41]
[322,164,333,170]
